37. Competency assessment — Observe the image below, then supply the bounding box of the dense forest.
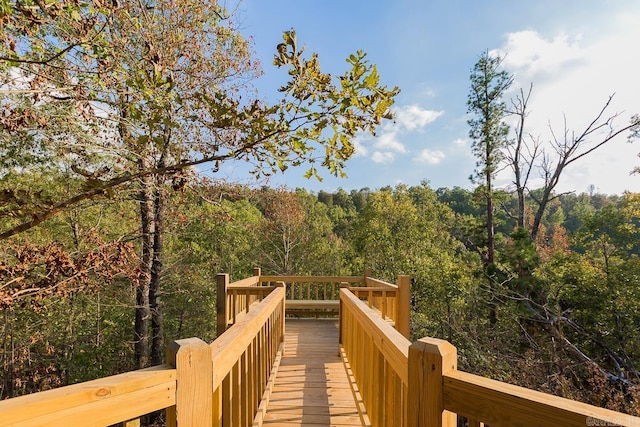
[2,0,640,420]
[2,180,640,416]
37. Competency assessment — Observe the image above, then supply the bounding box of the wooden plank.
[217,274,230,336]
[1,366,176,426]
[260,275,364,284]
[252,342,284,427]
[228,276,260,288]
[363,277,397,289]
[10,381,175,426]
[396,275,411,339]
[263,320,365,426]
[444,370,640,427]
[227,286,276,294]
[339,345,371,427]
[408,338,457,427]
[285,300,340,309]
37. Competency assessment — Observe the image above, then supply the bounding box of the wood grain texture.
[166,338,213,427]
[444,370,640,427]
[262,320,365,426]
[1,366,176,426]
[407,338,457,427]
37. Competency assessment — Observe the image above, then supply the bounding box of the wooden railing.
[0,282,286,427]
[217,268,276,335]
[340,287,411,426]
[0,365,176,426]
[208,284,285,427]
[339,285,640,427]
[4,271,640,427]
[217,270,411,338]
[350,275,411,337]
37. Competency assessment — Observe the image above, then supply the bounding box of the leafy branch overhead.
[272,30,399,180]
[0,0,398,239]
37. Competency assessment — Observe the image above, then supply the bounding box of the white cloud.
[393,105,444,132]
[352,138,368,157]
[371,151,395,164]
[358,104,443,165]
[492,31,586,83]
[416,149,445,165]
[417,84,437,99]
[373,131,406,153]
[452,138,468,148]
[492,16,640,194]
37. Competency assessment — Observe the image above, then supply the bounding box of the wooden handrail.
[4,271,640,427]
[211,286,285,389]
[340,287,411,426]
[227,275,261,288]
[341,281,640,427]
[443,370,640,427]
[259,275,364,284]
[364,276,398,288]
[0,365,176,426]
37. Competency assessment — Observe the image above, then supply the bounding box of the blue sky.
[219,0,640,195]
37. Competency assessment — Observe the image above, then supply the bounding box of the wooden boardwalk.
[262,319,364,426]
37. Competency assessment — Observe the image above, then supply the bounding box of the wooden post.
[166,338,213,427]
[363,268,372,286]
[397,275,411,339]
[276,281,286,339]
[408,337,457,427]
[216,274,229,337]
[251,267,262,306]
[338,282,349,344]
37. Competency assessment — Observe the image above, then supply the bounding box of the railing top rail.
[340,288,410,384]
[444,370,640,427]
[259,275,365,284]
[350,286,398,293]
[227,286,277,292]
[364,276,398,289]
[0,365,176,426]
[211,286,285,389]
[228,275,260,288]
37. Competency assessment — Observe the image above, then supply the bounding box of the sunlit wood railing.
[217,270,411,338]
[340,287,411,426]
[0,365,176,426]
[339,284,640,427]
[349,275,411,337]
[4,270,640,427]
[208,284,285,427]
[0,282,285,427]
[217,268,277,335]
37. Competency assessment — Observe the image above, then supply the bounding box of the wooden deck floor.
[262,319,364,426]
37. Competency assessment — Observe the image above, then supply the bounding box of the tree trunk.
[517,187,525,229]
[134,172,154,369]
[149,183,165,366]
[486,164,497,325]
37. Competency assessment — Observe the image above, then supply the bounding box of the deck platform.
[263,319,364,426]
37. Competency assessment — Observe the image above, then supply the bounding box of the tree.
[2,1,398,368]
[467,51,512,266]
[349,184,473,340]
[528,96,640,242]
[255,188,346,276]
[505,84,539,229]
[467,50,513,323]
